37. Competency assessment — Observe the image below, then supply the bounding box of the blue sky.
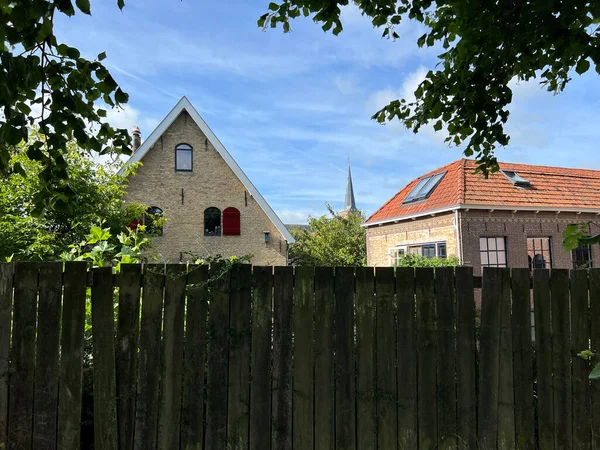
[54,1,600,223]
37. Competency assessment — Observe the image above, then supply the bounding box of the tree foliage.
[289,205,366,266]
[393,253,459,267]
[260,0,600,175]
[0,130,144,261]
[0,0,130,213]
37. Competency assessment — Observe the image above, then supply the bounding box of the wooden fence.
[0,262,598,450]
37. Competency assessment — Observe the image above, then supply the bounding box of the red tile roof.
[366,159,600,224]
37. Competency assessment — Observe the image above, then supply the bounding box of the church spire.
[342,159,357,216]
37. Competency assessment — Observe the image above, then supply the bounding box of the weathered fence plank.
[416,267,437,450]
[314,267,335,450]
[32,263,62,450]
[0,263,13,448]
[182,265,209,450]
[158,264,187,450]
[272,266,294,450]
[534,269,554,450]
[205,265,230,450]
[116,264,142,450]
[455,266,477,450]
[293,266,315,450]
[552,269,572,450]
[478,267,503,450]
[335,266,356,450]
[435,267,457,450]
[396,267,417,450]
[8,262,38,450]
[91,267,119,450]
[355,267,376,450]
[590,269,600,449]
[571,269,591,450]
[249,266,273,450]
[227,264,252,450]
[375,267,397,450]
[497,269,515,450]
[511,268,535,450]
[134,265,165,450]
[57,261,88,449]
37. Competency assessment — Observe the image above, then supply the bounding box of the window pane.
[481,252,489,265]
[489,252,498,265]
[498,252,506,265]
[496,238,505,251]
[542,238,549,250]
[488,239,496,251]
[480,238,487,251]
[437,243,447,258]
[204,207,221,236]
[176,149,192,171]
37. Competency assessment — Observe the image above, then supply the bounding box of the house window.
[222,207,241,236]
[204,207,221,236]
[480,237,507,268]
[143,206,163,236]
[406,242,447,259]
[438,243,447,259]
[572,245,593,269]
[527,237,552,269]
[389,247,406,266]
[175,143,193,171]
[422,244,436,259]
[402,172,447,204]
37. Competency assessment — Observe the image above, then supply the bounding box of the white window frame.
[480,236,508,268]
[389,241,447,265]
[389,246,407,266]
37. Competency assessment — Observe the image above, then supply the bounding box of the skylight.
[501,170,531,188]
[403,172,447,204]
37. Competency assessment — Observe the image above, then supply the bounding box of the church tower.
[340,161,358,217]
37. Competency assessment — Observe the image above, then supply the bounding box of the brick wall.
[125,111,288,265]
[365,212,459,266]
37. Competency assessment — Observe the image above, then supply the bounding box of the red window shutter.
[222,207,240,236]
[127,217,140,230]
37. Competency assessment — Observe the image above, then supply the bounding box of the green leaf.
[75,0,91,14]
[117,0,125,10]
[578,350,595,361]
[433,120,442,131]
[97,52,107,61]
[590,362,600,379]
[268,2,279,11]
[575,59,590,75]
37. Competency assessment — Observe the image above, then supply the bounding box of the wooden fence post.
[0,263,13,449]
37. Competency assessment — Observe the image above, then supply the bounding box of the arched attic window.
[175,143,193,172]
[223,207,240,236]
[144,206,163,236]
[204,207,221,236]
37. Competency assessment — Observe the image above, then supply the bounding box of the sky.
[54,1,600,224]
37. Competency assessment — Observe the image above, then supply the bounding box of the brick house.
[120,96,294,265]
[364,159,600,274]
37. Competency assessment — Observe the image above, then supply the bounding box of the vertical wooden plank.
[249,267,272,450]
[455,266,477,450]
[375,267,396,450]
[534,269,554,450]
[478,267,503,450]
[355,267,376,450]
[182,265,209,450]
[57,261,87,449]
[134,265,165,450]
[396,267,417,450]
[0,263,13,448]
[272,266,293,450]
[571,270,591,450]
[314,267,335,450]
[435,267,457,450]
[8,262,38,450]
[551,269,572,450]
[158,264,187,450]
[91,267,119,450]
[335,267,356,450]
[293,266,315,450]
[33,263,62,450]
[416,267,437,450]
[205,265,230,450]
[497,269,515,450]
[511,268,535,450]
[116,264,142,450]
[227,264,252,450]
[590,269,600,450]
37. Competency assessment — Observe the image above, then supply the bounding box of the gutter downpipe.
[455,209,464,264]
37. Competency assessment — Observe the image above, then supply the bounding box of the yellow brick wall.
[125,111,288,265]
[365,213,459,266]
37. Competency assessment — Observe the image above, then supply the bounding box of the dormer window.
[175,144,193,172]
[402,171,446,204]
[501,170,530,188]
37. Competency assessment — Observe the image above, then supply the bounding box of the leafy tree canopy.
[260,0,599,175]
[290,205,366,266]
[0,0,130,213]
[0,129,144,261]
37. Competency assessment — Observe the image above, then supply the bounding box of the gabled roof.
[365,158,600,225]
[119,96,295,243]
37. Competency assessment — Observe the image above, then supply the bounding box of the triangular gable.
[119,96,295,243]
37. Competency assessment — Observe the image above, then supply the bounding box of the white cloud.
[104,104,159,136]
[276,210,311,224]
